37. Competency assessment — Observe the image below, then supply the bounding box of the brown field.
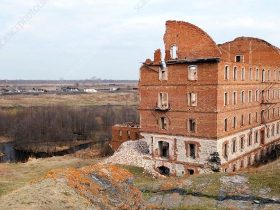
[0,92,139,108]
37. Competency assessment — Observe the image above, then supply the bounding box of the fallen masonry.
[104,140,164,177]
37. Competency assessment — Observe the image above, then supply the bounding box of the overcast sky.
[0,0,279,80]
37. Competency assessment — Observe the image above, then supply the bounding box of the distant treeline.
[0,105,139,144]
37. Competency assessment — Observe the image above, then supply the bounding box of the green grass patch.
[116,164,155,189]
[247,168,280,196]
[188,173,222,198]
[116,164,144,176]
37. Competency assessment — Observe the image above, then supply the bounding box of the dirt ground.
[0,156,279,210]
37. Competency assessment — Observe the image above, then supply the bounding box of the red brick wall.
[219,37,280,66]
[111,125,141,150]
[164,21,221,61]
[139,62,219,138]
[216,61,280,138]
[139,20,280,142]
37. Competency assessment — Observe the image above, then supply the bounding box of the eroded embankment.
[0,164,146,210]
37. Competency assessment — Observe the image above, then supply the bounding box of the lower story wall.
[217,119,280,171]
[141,123,280,176]
[221,139,279,172]
[141,133,217,176]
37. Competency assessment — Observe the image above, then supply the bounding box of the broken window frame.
[254,131,258,143]
[188,65,198,81]
[170,45,178,59]
[248,90,252,103]
[233,66,238,80]
[255,90,259,102]
[241,91,245,104]
[223,142,229,159]
[158,92,169,109]
[248,132,252,146]
[233,116,237,128]
[224,65,229,80]
[241,67,245,81]
[235,55,244,63]
[256,68,259,81]
[240,136,245,150]
[224,92,228,106]
[158,141,170,158]
[224,118,228,132]
[185,142,198,159]
[268,70,271,81]
[187,92,197,106]
[232,138,237,153]
[189,144,196,159]
[159,67,168,81]
[241,114,244,126]
[188,119,196,133]
[233,91,237,105]
[159,116,168,130]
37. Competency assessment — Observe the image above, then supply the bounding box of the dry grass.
[0,156,98,197]
[0,92,138,108]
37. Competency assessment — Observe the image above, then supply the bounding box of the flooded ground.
[0,141,92,163]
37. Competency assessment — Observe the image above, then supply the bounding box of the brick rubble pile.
[104,140,161,177]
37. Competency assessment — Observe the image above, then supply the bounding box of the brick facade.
[139,20,280,176]
[111,123,141,151]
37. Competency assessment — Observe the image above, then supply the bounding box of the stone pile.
[104,140,161,177]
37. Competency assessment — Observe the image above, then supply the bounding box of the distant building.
[84,88,98,93]
[111,122,141,151]
[139,20,280,176]
[0,87,22,94]
[61,86,80,93]
[110,87,120,92]
[31,88,47,93]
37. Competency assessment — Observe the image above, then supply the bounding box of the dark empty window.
[224,118,228,131]
[233,67,238,80]
[189,144,196,159]
[188,119,196,132]
[224,66,229,80]
[159,141,169,158]
[188,169,194,175]
[236,55,243,63]
[159,117,168,130]
[158,166,170,176]
[248,133,252,146]
[240,137,245,150]
[232,138,237,153]
[255,131,258,143]
[223,143,228,159]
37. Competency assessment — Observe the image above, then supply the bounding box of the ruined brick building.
[111,122,141,151]
[139,20,280,176]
